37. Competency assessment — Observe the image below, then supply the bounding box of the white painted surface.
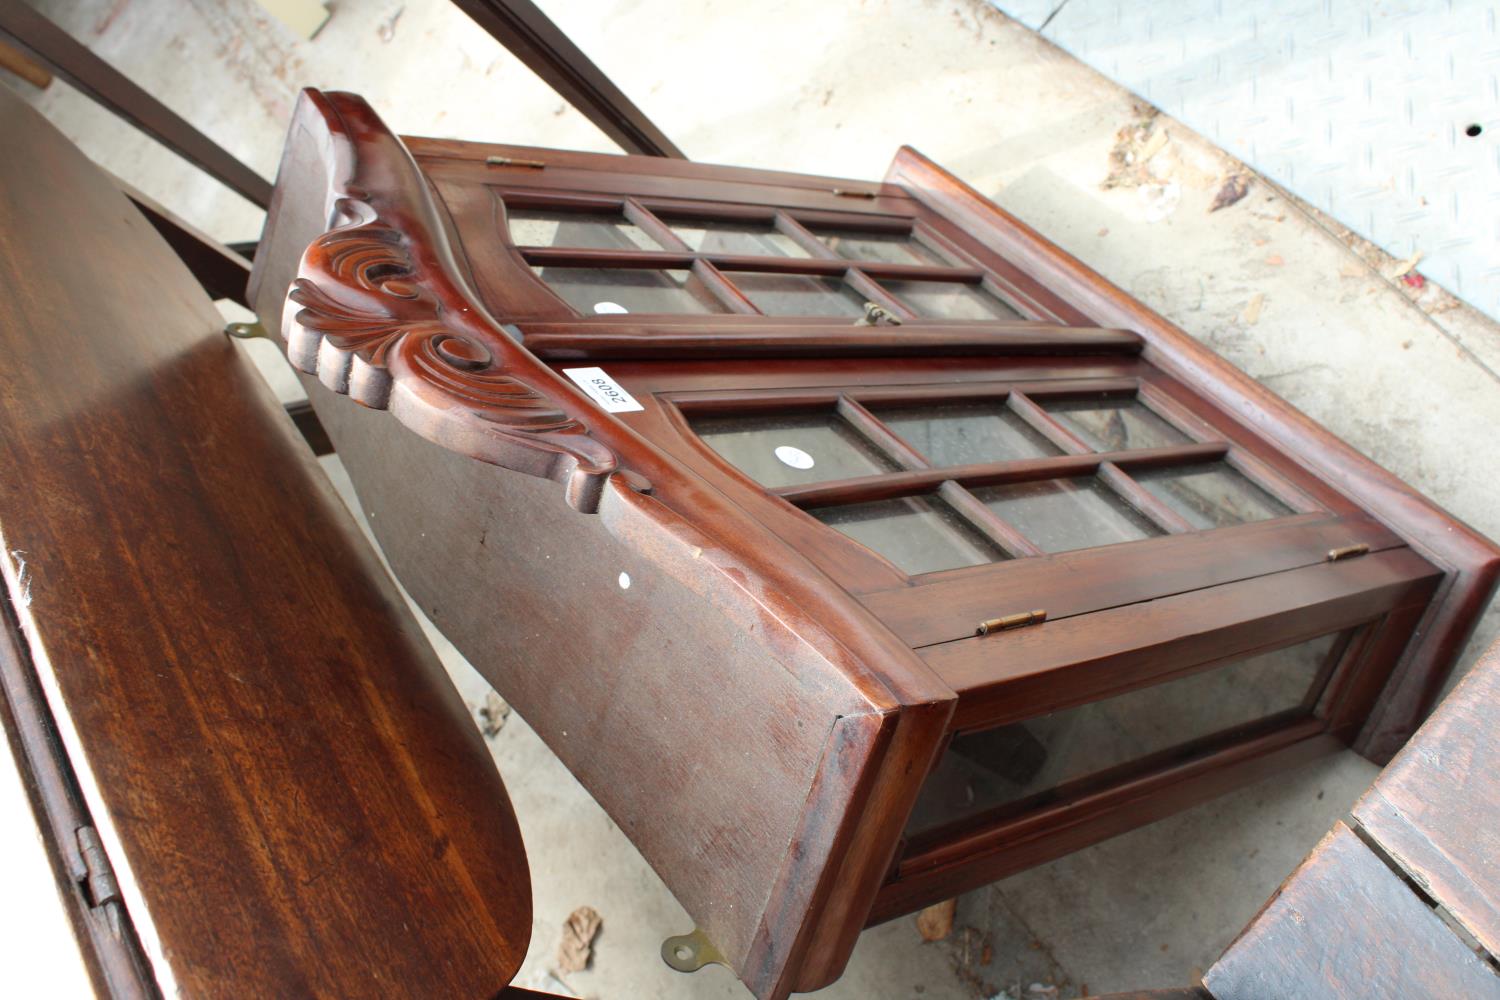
[0,723,94,1000]
[996,0,1500,320]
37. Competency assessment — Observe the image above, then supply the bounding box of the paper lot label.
[563,367,644,413]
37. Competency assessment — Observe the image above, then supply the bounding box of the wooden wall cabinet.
[249,91,1499,1000]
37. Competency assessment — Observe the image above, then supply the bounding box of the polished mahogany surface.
[0,88,530,997]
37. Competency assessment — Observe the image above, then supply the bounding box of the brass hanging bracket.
[662,928,729,973]
[224,321,269,341]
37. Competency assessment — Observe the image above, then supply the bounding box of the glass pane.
[881,280,1023,320]
[1134,463,1293,530]
[508,209,661,251]
[532,266,726,315]
[975,477,1160,552]
[876,402,1062,466]
[813,496,1005,575]
[669,219,809,257]
[731,273,868,317]
[815,228,945,265]
[906,631,1341,834]
[691,412,897,488]
[1043,395,1190,452]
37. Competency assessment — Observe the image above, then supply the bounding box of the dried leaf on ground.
[1242,293,1265,325]
[475,691,510,737]
[557,905,603,973]
[1140,128,1170,161]
[916,898,957,941]
[1391,250,1424,278]
[1209,173,1252,212]
[1102,110,1166,190]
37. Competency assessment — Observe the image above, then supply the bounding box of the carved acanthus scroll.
[277,91,620,513]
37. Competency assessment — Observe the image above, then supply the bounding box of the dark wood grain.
[1353,636,1500,957]
[1204,824,1500,999]
[0,2,270,207]
[0,87,529,997]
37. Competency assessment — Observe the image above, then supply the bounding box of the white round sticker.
[593,301,629,314]
[774,445,815,470]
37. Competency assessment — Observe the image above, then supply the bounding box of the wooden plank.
[1353,636,1500,958]
[1205,823,1500,999]
[448,0,684,158]
[0,3,270,208]
[0,86,528,996]
[113,174,251,306]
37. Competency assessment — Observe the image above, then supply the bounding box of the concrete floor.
[9,1,1500,997]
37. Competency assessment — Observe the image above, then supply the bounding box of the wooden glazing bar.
[1006,391,1095,455]
[774,211,843,259]
[844,268,917,320]
[835,397,929,470]
[623,197,693,251]
[1098,461,1196,534]
[773,443,1228,508]
[528,325,1134,359]
[691,260,760,315]
[664,379,1150,416]
[516,245,985,281]
[937,481,1045,559]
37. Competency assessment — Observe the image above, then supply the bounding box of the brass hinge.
[976,609,1047,635]
[75,825,121,909]
[485,155,546,169]
[831,187,877,199]
[1326,543,1371,563]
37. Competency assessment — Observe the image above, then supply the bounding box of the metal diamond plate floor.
[995,0,1500,321]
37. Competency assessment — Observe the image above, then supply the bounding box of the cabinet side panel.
[313,388,854,985]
